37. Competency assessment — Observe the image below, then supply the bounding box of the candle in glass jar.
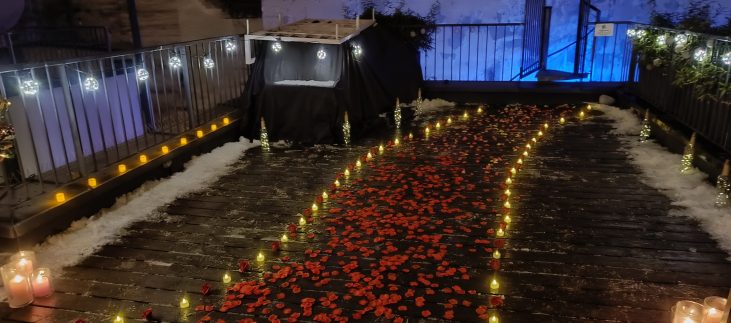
[8,274,34,307]
[703,296,726,323]
[32,268,53,298]
[16,257,33,275]
[672,300,704,323]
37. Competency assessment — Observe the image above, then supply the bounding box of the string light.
[169,55,182,69]
[256,252,265,262]
[626,28,637,38]
[639,110,651,143]
[55,192,66,203]
[635,29,646,39]
[394,98,402,129]
[203,56,215,69]
[317,49,327,60]
[693,47,708,62]
[343,113,351,145]
[21,79,39,95]
[260,118,270,151]
[88,178,97,188]
[715,160,730,208]
[83,77,99,91]
[680,133,696,174]
[272,42,282,53]
[136,68,149,81]
[225,40,237,52]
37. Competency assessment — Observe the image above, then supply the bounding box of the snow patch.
[145,260,173,267]
[595,104,731,259]
[274,80,336,87]
[33,138,260,272]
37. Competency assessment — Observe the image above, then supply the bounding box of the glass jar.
[32,267,54,298]
[0,264,34,308]
[10,250,36,275]
[672,300,704,323]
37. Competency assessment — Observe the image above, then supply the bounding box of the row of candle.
[53,117,232,203]
[672,296,729,323]
[1,250,54,308]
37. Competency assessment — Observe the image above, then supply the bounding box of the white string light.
[136,68,149,81]
[317,49,327,60]
[20,79,39,96]
[83,76,99,91]
[721,52,731,66]
[674,34,688,49]
[693,47,708,62]
[272,42,282,53]
[203,56,215,69]
[169,56,182,69]
[225,40,237,52]
[656,34,667,47]
[352,44,363,57]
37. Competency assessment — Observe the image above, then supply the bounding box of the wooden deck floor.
[0,106,728,322]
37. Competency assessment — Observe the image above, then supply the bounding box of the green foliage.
[648,0,730,36]
[345,1,439,51]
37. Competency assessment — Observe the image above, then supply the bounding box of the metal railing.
[1,26,112,65]
[414,23,525,82]
[630,25,731,152]
[0,35,249,213]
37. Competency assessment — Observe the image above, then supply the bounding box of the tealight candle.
[517,158,523,165]
[344,169,350,177]
[139,154,148,163]
[281,234,289,243]
[531,137,537,143]
[311,203,318,212]
[504,201,511,209]
[114,315,125,323]
[587,105,592,111]
[504,215,512,224]
[435,122,441,129]
[379,145,384,154]
[161,146,170,154]
[496,228,505,237]
[510,168,517,176]
[463,111,469,119]
[334,179,340,187]
[505,189,511,196]
[223,117,230,125]
[560,117,566,124]
[256,252,265,262]
[55,192,66,203]
[477,106,483,113]
[579,111,585,119]
[211,124,218,131]
[526,144,531,150]
[118,164,127,174]
[703,296,726,323]
[88,177,97,188]
[322,191,328,199]
[425,127,430,134]
[299,217,306,226]
[538,130,543,136]
[180,296,190,308]
[523,151,529,157]
[222,272,231,284]
[394,138,400,145]
[489,315,499,323]
[180,137,188,145]
[490,279,499,291]
[196,130,204,138]
[447,117,452,124]
[408,133,413,139]
[492,250,501,259]
[31,268,53,298]
[544,123,549,129]
[367,152,373,159]
[505,178,512,185]
[356,160,362,167]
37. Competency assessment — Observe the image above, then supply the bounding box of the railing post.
[6,33,17,64]
[58,65,88,176]
[180,47,197,128]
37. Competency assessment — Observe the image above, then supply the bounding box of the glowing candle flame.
[322,191,328,199]
[490,278,500,290]
[223,117,230,125]
[496,228,505,237]
[196,130,204,138]
[256,252,265,262]
[118,164,127,174]
[560,117,566,124]
[311,203,318,212]
[504,215,511,223]
[88,178,97,188]
[180,297,190,308]
[139,154,148,163]
[223,273,231,284]
[299,217,306,226]
[162,146,170,154]
[281,234,289,243]
[55,192,66,203]
[180,137,188,146]
[211,124,218,131]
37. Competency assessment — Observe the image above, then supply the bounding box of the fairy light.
[180,137,188,146]
[639,110,651,143]
[202,56,215,69]
[161,146,170,154]
[225,40,237,52]
[394,99,402,129]
[139,154,148,163]
[271,41,282,53]
[169,55,182,69]
[281,233,289,243]
[256,252,265,262]
[137,68,149,81]
[180,296,190,308]
[260,118,270,151]
[83,77,99,91]
[55,192,66,203]
[680,133,696,174]
[223,272,232,284]
[343,113,351,145]
[21,79,39,95]
[196,130,204,138]
[626,28,637,38]
[118,164,127,174]
[88,177,97,188]
[715,160,729,208]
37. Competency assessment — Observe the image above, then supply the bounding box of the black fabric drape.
[240,25,423,144]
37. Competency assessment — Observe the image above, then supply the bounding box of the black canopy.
[240,25,423,144]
